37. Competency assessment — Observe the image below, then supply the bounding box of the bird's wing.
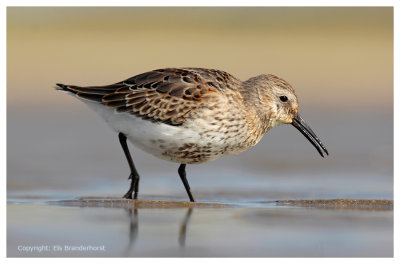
[56,68,226,125]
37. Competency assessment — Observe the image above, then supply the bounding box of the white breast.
[80,98,251,164]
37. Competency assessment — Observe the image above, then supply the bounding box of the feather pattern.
[56,68,241,126]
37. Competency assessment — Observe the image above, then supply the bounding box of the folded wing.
[56,68,221,125]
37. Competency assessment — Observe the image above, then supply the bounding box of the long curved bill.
[291,113,329,157]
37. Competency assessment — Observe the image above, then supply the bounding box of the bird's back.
[56,68,242,126]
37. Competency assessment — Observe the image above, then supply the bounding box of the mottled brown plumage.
[58,68,242,126]
[57,67,328,202]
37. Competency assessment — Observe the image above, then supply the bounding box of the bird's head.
[244,74,328,157]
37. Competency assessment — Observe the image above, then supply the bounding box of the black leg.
[178,164,196,202]
[118,132,140,200]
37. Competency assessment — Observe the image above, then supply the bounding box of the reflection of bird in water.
[122,207,139,256]
[57,68,328,202]
[124,206,194,254]
[179,208,193,247]
[127,208,139,250]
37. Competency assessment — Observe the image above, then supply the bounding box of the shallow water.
[7,197,393,257]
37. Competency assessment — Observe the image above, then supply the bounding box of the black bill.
[291,114,329,157]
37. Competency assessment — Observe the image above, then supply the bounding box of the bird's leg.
[118,133,140,200]
[178,164,196,202]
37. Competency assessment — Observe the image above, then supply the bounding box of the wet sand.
[7,196,393,257]
[50,197,234,209]
[49,197,393,210]
[276,199,393,210]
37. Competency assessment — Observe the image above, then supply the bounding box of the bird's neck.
[240,87,273,144]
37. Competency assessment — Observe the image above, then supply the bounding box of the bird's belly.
[86,102,251,164]
[125,117,248,164]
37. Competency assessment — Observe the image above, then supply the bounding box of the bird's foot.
[123,190,133,199]
[123,173,139,199]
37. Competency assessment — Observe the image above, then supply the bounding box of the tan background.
[8,7,392,109]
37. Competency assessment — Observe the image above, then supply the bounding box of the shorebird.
[57,68,328,202]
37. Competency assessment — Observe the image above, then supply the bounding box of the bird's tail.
[55,83,104,102]
[55,83,70,91]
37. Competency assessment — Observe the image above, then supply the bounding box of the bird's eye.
[279,96,288,102]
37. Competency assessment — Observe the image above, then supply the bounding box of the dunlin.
[57,68,328,202]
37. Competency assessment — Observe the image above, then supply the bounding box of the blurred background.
[7,7,393,200]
